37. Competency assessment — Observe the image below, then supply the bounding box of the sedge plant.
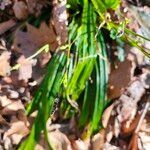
[19,0,150,149]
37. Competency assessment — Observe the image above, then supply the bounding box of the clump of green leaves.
[19,0,150,149]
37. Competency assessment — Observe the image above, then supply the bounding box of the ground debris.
[0,19,16,35]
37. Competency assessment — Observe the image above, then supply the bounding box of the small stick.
[11,44,49,71]
[135,99,150,133]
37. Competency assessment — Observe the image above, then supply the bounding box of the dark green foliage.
[19,52,67,149]
[19,0,150,149]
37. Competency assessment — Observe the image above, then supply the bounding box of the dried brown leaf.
[38,52,51,68]
[0,114,10,132]
[0,19,16,35]
[0,96,24,115]
[102,104,115,128]
[73,139,90,150]
[92,129,105,150]
[108,59,132,99]
[3,121,29,143]
[0,95,12,107]
[26,0,47,17]
[17,55,36,81]
[13,22,58,56]
[13,1,28,20]
[138,132,150,150]
[104,143,120,150]
[0,0,11,10]
[121,114,141,136]
[2,100,24,115]
[117,73,149,123]
[48,130,72,150]
[128,133,138,150]
[52,0,68,45]
[0,51,11,76]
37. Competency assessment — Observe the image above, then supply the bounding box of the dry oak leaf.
[0,51,11,76]
[13,22,58,57]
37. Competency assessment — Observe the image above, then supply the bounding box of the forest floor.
[0,0,149,149]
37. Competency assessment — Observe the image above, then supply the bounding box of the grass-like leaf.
[19,52,67,149]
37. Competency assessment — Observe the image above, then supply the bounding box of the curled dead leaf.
[102,104,115,128]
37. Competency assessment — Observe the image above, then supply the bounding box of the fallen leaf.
[4,137,12,150]
[35,135,49,150]
[0,96,24,115]
[108,58,132,99]
[0,115,10,132]
[128,133,138,150]
[92,129,105,150]
[13,1,28,20]
[102,104,115,128]
[3,121,29,143]
[11,134,24,145]
[0,95,12,107]
[52,0,68,45]
[8,89,19,99]
[17,55,36,81]
[0,19,16,35]
[117,73,148,123]
[38,52,51,68]
[121,114,141,136]
[26,0,47,17]
[104,142,120,150]
[2,100,24,115]
[13,22,58,56]
[138,131,150,150]
[73,139,90,150]
[0,0,11,10]
[0,38,7,50]
[0,51,11,76]
[48,130,72,150]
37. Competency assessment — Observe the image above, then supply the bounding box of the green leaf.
[104,0,120,10]
[19,52,67,149]
[91,0,120,15]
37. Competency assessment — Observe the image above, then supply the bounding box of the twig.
[11,44,49,71]
[135,99,150,133]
